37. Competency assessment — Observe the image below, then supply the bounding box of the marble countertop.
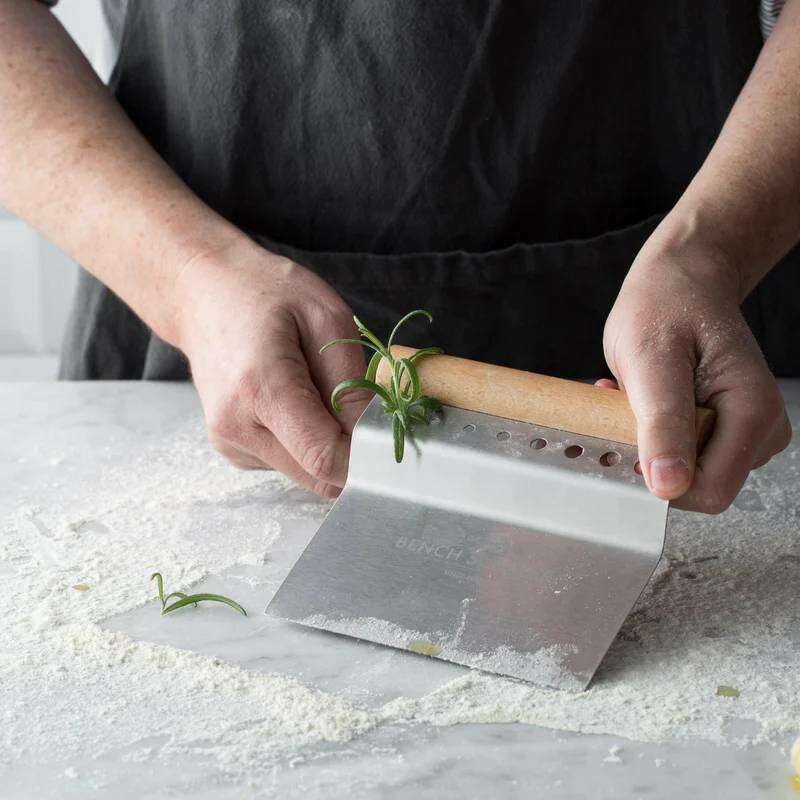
[1,381,798,800]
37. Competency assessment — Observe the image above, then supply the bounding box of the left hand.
[603,238,792,513]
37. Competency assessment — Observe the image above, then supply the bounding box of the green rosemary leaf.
[387,309,434,348]
[352,317,387,353]
[390,358,404,401]
[161,593,247,617]
[321,310,441,463]
[392,413,405,463]
[163,591,197,608]
[364,349,383,383]
[319,338,381,354]
[398,358,421,401]
[408,346,444,363]
[151,574,244,617]
[393,397,410,431]
[331,378,393,412]
[150,572,165,607]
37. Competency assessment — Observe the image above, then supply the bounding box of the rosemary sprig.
[321,309,443,462]
[150,572,247,617]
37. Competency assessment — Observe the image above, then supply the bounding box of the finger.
[772,410,794,457]
[207,389,297,472]
[673,386,789,513]
[211,438,268,470]
[751,453,772,471]
[594,378,619,390]
[672,391,760,512]
[256,337,352,489]
[215,424,342,497]
[304,311,370,434]
[235,424,342,498]
[741,406,792,472]
[616,344,697,500]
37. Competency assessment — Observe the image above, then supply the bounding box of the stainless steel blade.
[266,396,668,690]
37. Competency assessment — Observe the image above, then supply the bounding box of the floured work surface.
[1,382,798,797]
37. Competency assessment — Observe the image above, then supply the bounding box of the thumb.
[616,347,698,500]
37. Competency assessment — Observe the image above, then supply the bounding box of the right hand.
[175,238,368,497]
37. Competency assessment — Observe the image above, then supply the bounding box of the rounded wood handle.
[377,346,715,448]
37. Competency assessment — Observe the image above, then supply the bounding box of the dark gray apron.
[60,1,800,380]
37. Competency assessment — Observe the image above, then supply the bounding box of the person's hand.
[603,238,792,513]
[175,238,368,498]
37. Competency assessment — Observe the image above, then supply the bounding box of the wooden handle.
[377,346,715,448]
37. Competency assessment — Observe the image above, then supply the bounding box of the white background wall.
[0,0,107,376]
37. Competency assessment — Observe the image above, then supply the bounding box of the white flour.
[2,408,799,781]
[382,469,800,746]
[1,418,377,778]
[296,613,585,692]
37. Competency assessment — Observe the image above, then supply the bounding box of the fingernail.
[649,457,691,494]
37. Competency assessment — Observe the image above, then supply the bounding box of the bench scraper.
[266,348,714,690]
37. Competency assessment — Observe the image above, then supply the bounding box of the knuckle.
[253,361,317,423]
[207,409,237,443]
[762,386,786,422]
[328,302,355,327]
[774,415,793,454]
[311,302,354,335]
[208,433,231,456]
[312,479,339,499]
[209,437,246,468]
[699,488,733,515]
[299,438,339,482]
[734,384,784,436]
[266,380,320,421]
[209,373,269,439]
[736,406,767,439]
[234,370,265,408]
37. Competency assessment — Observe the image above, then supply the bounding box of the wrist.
[167,229,262,353]
[629,206,746,302]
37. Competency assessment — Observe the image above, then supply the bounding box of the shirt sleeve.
[760,0,787,38]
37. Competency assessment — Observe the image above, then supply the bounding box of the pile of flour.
[2,403,799,780]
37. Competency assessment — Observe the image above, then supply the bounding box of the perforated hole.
[462,424,476,433]
[530,438,547,450]
[564,445,584,459]
[599,451,621,467]
[633,460,643,475]
[496,431,510,441]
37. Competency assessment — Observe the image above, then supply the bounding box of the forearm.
[643,0,800,300]
[0,0,249,346]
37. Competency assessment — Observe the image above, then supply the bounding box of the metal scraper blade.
[266,396,668,690]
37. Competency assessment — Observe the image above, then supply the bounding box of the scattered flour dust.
[296,613,584,691]
[1,415,376,779]
[380,463,800,748]
[2,401,800,782]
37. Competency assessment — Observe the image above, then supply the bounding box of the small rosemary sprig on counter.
[321,310,443,463]
[150,572,247,617]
